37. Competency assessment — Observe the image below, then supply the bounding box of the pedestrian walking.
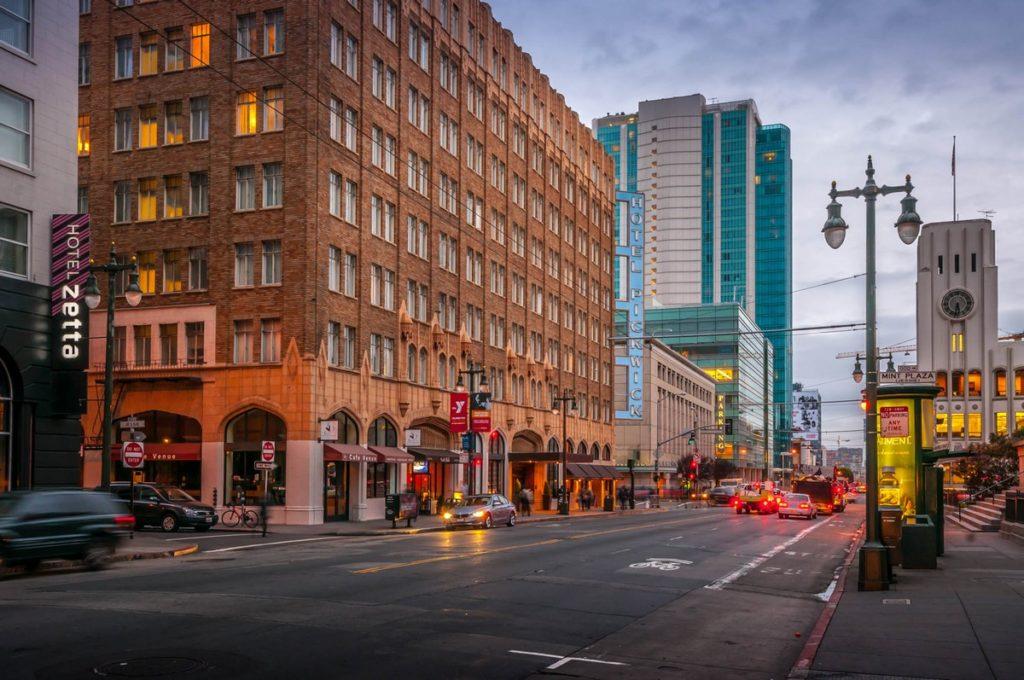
[617,485,628,512]
[524,487,533,516]
[585,487,594,511]
[259,492,268,537]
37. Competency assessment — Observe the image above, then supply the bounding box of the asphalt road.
[0,501,864,680]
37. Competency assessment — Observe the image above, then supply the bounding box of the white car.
[778,493,817,520]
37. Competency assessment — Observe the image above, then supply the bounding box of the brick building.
[78,0,617,523]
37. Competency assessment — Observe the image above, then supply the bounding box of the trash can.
[879,506,903,567]
[603,495,613,512]
[1005,491,1019,524]
[902,514,937,569]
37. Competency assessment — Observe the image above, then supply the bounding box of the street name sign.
[254,462,277,470]
[120,416,145,430]
[880,371,935,384]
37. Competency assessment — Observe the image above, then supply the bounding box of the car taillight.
[779,502,788,508]
[799,503,810,509]
[115,514,135,528]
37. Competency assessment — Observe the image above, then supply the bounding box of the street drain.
[94,657,208,677]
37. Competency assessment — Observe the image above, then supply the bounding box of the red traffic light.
[489,430,498,441]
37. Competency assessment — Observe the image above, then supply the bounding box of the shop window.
[367,416,397,447]
[1016,369,1024,395]
[995,369,1007,397]
[935,371,947,397]
[950,413,964,438]
[935,413,948,436]
[967,370,982,397]
[329,411,360,444]
[0,360,11,492]
[995,412,1007,436]
[225,408,287,505]
[951,371,964,397]
[1017,412,1024,432]
[968,413,982,439]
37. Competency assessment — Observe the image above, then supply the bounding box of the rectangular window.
[328,246,340,292]
[0,204,29,277]
[163,175,183,218]
[136,251,157,294]
[233,320,254,364]
[114,108,132,151]
[264,9,284,55]
[236,13,257,60]
[77,187,88,214]
[327,321,341,365]
[329,171,342,217]
[263,86,284,131]
[260,319,281,362]
[162,248,186,293]
[262,162,283,207]
[330,22,342,67]
[159,324,178,365]
[165,27,184,71]
[234,243,254,286]
[190,23,210,68]
[236,91,257,135]
[187,246,207,290]
[140,33,159,75]
[971,252,977,272]
[235,166,255,210]
[262,240,282,284]
[342,325,356,368]
[344,180,358,223]
[114,180,131,223]
[115,36,132,79]
[189,96,208,141]
[133,325,151,366]
[0,88,30,168]
[138,105,158,148]
[77,115,90,156]
[185,322,204,365]
[344,107,357,150]
[164,101,183,144]
[345,35,358,79]
[0,0,30,54]
[137,177,157,221]
[189,171,209,215]
[344,252,356,296]
[329,97,342,142]
[79,43,91,85]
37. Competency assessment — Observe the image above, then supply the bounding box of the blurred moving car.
[855,483,867,494]
[732,484,777,514]
[793,476,836,515]
[442,494,516,529]
[709,486,737,506]
[106,483,217,532]
[778,493,817,520]
[0,490,132,575]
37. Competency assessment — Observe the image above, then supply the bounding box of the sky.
[490,0,1024,448]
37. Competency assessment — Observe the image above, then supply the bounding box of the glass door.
[324,462,349,521]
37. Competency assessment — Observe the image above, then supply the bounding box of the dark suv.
[106,483,217,532]
[0,490,133,575]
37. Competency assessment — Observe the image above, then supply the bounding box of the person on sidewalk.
[518,487,529,516]
[617,485,628,512]
[524,487,533,516]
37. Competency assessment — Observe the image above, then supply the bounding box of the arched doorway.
[323,410,361,521]
[224,408,287,506]
[0,358,11,492]
[113,410,202,497]
[406,419,457,509]
[488,432,506,495]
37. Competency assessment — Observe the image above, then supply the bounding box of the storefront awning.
[324,443,378,463]
[369,446,415,463]
[408,447,467,464]
[567,463,621,479]
[508,451,593,463]
[112,443,201,461]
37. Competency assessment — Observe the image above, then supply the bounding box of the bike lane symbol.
[629,557,694,571]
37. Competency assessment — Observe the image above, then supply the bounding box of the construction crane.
[835,343,916,360]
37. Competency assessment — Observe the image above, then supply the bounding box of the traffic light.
[860,390,869,412]
[489,430,498,442]
[690,457,699,470]
[789,442,800,459]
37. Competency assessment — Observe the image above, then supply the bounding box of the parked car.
[0,490,133,575]
[778,493,818,520]
[709,486,737,506]
[442,494,516,529]
[104,483,217,532]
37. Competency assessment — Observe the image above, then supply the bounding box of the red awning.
[324,443,378,463]
[111,443,201,461]
[369,446,415,463]
[408,447,466,464]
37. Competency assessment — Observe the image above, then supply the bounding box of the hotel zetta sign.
[50,214,90,415]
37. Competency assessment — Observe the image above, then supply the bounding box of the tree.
[711,458,737,484]
[836,466,854,481]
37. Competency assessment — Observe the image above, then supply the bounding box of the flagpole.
[952,135,957,221]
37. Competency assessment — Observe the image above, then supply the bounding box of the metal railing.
[957,476,1018,522]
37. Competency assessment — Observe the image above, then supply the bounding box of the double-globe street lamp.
[83,246,143,492]
[822,155,922,591]
[551,388,577,515]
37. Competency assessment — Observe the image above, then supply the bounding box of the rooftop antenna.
[951,136,958,221]
[979,209,996,220]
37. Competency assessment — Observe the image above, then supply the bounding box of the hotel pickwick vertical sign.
[50,214,90,415]
[614,191,644,420]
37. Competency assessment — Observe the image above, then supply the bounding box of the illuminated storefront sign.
[50,214,90,415]
[716,394,726,454]
[877,397,917,517]
[615,191,644,420]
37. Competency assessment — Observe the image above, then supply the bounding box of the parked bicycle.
[221,501,260,529]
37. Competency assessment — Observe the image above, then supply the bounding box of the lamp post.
[822,156,922,591]
[455,359,488,495]
[83,246,143,491]
[551,388,577,515]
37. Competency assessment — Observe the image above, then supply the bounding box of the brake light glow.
[114,514,135,528]
[779,502,789,508]
[799,503,810,509]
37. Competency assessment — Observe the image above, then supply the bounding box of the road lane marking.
[509,650,627,669]
[352,539,561,573]
[610,548,631,554]
[163,533,253,541]
[705,517,833,591]
[204,537,344,553]
[670,536,684,541]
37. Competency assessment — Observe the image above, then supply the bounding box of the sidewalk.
[211,500,708,536]
[801,523,1024,680]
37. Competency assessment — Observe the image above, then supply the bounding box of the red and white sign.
[122,441,145,469]
[449,393,469,433]
[471,409,491,433]
[880,406,910,438]
[261,440,276,463]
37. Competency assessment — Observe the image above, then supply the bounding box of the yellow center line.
[353,514,717,574]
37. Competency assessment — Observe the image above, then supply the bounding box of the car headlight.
[185,508,199,516]
[443,512,453,520]
[472,510,485,518]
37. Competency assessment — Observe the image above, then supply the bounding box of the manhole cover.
[94,657,208,677]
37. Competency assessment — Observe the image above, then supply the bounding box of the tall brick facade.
[79,0,616,523]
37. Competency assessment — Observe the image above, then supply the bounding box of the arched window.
[488,433,506,494]
[329,410,360,444]
[547,437,560,452]
[577,441,588,458]
[995,369,1007,397]
[438,353,447,389]
[518,376,525,404]
[935,371,947,397]
[407,344,417,383]
[225,408,287,506]
[591,443,600,459]
[603,445,612,462]
[951,371,964,397]
[967,370,982,397]
[0,359,12,492]
[419,348,428,385]
[368,416,397,446]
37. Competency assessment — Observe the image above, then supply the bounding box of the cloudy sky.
[491,0,1024,448]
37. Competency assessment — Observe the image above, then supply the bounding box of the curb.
[112,544,199,562]
[789,521,865,678]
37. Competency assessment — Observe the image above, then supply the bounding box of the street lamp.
[822,156,921,591]
[551,388,577,515]
[84,246,142,491]
[852,359,864,384]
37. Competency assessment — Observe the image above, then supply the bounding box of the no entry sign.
[261,440,276,463]
[122,441,145,469]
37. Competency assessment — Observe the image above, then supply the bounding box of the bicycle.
[221,502,260,529]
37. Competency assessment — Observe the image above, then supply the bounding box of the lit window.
[164,101,183,144]
[264,9,284,55]
[163,175,183,218]
[190,23,210,68]
[77,115,90,156]
[236,92,257,135]
[138,178,157,221]
[140,33,159,75]
[138,105,158,148]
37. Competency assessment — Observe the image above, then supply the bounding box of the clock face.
[941,288,975,319]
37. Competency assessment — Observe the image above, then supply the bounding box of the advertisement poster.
[791,390,821,442]
[877,398,917,517]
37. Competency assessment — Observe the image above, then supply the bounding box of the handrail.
[957,476,1017,522]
